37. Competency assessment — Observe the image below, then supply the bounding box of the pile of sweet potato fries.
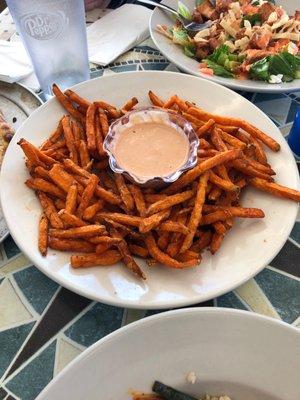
[18,84,300,279]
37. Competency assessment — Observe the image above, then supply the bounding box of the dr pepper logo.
[20,11,68,40]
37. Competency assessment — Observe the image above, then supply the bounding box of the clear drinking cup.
[6,0,90,99]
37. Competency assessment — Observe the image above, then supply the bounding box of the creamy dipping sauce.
[113,122,189,179]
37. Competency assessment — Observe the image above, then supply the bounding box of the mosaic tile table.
[0,7,300,400]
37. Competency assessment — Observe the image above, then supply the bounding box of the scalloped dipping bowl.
[103,107,199,186]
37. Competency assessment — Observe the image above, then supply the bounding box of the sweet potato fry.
[110,228,145,279]
[97,212,141,227]
[164,150,242,194]
[52,84,84,122]
[148,90,164,107]
[89,236,121,245]
[95,243,113,254]
[122,97,138,111]
[139,209,170,233]
[166,213,187,257]
[146,190,194,216]
[199,138,211,149]
[55,199,66,210]
[82,201,104,220]
[34,166,51,181]
[128,185,146,217]
[114,173,134,211]
[95,102,122,119]
[144,193,168,203]
[250,178,300,202]
[163,95,178,109]
[128,243,149,258]
[18,138,56,166]
[145,232,196,269]
[200,208,265,225]
[38,213,49,256]
[49,225,106,238]
[78,139,90,168]
[213,221,227,235]
[218,129,247,150]
[209,171,239,192]
[26,178,66,199]
[94,159,109,170]
[71,250,122,268]
[77,175,99,218]
[188,106,280,152]
[157,231,170,251]
[182,112,204,127]
[158,221,189,235]
[61,116,78,164]
[58,210,87,227]
[43,139,66,152]
[180,172,209,253]
[211,129,227,151]
[63,158,91,179]
[99,109,109,137]
[177,250,201,263]
[74,174,121,205]
[95,113,106,157]
[196,119,215,137]
[49,163,82,194]
[40,120,63,150]
[190,230,212,252]
[49,237,95,253]
[243,157,275,175]
[38,192,64,229]
[64,89,91,110]
[86,103,97,153]
[65,184,78,214]
[230,159,274,181]
[251,137,268,164]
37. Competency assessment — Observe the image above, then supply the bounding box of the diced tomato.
[236,72,249,80]
[199,67,214,76]
[199,62,208,68]
[241,4,259,15]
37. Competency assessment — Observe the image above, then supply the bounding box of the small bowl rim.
[103,106,200,186]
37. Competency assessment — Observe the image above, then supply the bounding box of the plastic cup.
[6,0,90,99]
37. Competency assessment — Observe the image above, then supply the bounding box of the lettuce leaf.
[184,43,196,58]
[249,57,270,81]
[208,45,230,63]
[177,1,192,20]
[172,27,190,46]
[203,59,234,77]
[269,52,300,81]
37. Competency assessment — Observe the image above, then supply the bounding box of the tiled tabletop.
[0,8,299,400]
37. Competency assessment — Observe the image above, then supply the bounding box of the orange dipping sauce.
[113,121,189,180]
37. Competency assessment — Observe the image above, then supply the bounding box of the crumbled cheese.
[271,13,289,31]
[267,11,278,24]
[220,19,237,38]
[269,74,283,84]
[287,41,298,55]
[273,32,300,41]
[223,40,236,52]
[186,371,197,384]
[229,2,240,12]
[194,28,211,41]
[235,36,249,50]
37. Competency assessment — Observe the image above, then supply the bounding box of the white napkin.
[0,40,33,83]
[87,4,152,66]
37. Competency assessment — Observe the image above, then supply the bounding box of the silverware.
[139,0,212,32]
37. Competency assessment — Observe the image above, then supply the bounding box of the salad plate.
[36,308,300,400]
[150,0,300,93]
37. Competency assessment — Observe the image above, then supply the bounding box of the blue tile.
[134,45,157,52]
[255,268,300,324]
[254,93,286,103]
[3,236,20,259]
[216,291,248,310]
[6,341,56,400]
[142,63,169,71]
[14,266,58,315]
[65,303,123,347]
[110,65,138,73]
[290,222,300,244]
[0,322,34,379]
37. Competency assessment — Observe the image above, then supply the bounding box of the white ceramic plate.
[0,71,298,309]
[150,0,300,93]
[36,308,300,400]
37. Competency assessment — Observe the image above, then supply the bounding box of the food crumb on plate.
[186,371,197,384]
